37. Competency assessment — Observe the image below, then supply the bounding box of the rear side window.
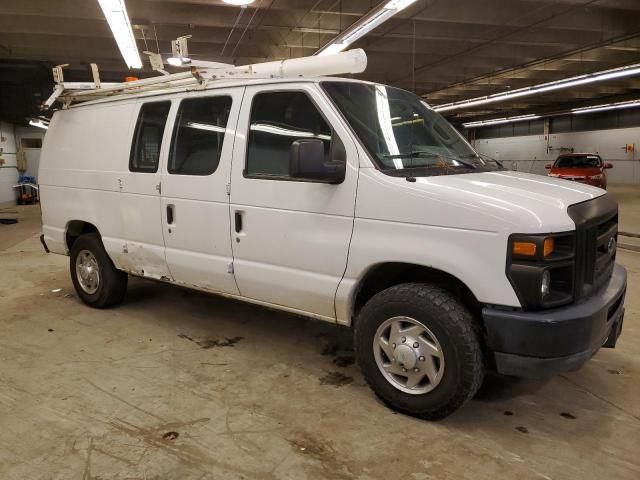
[129,101,171,173]
[246,91,332,178]
[169,96,232,176]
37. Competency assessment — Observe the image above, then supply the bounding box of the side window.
[169,96,232,176]
[129,101,171,173]
[246,91,332,178]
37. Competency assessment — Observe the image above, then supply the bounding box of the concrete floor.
[1,201,639,480]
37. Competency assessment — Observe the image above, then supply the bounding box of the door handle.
[166,204,175,225]
[234,211,243,233]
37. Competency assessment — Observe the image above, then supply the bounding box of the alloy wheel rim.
[373,316,445,395]
[75,249,100,295]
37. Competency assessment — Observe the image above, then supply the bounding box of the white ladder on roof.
[42,49,367,110]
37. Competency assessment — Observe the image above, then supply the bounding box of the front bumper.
[482,264,627,378]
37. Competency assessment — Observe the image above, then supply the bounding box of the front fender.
[334,218,520,325]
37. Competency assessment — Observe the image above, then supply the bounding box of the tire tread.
[70,233,127,308]
[354,282,484,420]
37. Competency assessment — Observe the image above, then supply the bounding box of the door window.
[246,91,332,178]
[129,101,171,173]
[169,96,233,176]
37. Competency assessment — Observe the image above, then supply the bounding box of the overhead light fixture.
[384,0,418,10]
[318,43,349,56]
[97,0,142,69]
[572,99,640,114]
[316,0,418,56]
[167,57,187,67]
[462,114,540,128]
[29,118,49,130]
[605,46,640,52]
[434,62,640,113]
[462,97,640,128]
[222,0,255,5]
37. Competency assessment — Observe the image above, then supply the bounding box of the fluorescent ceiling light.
[29,118,49,130]
[222,0,255,5]
[434,63,640,113]
[462,97,640,128]
[316,0,418,56]
[167,57,190,67]
[97,0,142,69]
[463,114,540,128]
[384,0,417,10]
[572,99,640,114]
[318,43,348,56]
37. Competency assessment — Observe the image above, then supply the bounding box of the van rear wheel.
[69,233,127,308]
[354,283,484,420]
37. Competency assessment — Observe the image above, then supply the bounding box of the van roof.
[64,76,372,109]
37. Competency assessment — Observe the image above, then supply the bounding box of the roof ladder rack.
[41,47,367,109]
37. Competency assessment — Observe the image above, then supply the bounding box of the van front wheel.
[69,233,127,308]
[354,283,484,420]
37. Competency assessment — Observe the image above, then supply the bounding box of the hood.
[356,169,606,234]
[550,167,602,177]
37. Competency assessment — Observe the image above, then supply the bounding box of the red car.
[546,153,612,189]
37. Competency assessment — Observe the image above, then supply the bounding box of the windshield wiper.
[462,152,504,168]
[382,150,433,159]
[382,151,477,169]
[459,153,487,166]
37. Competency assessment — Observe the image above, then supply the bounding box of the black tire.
[354,282,484,420]
[69,233,127,308]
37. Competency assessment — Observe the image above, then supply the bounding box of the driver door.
[229,84,359,319]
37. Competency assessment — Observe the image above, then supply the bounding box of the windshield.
[554,155,601,168]
[322,81,501,176]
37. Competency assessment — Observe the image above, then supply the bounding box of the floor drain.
[162,431,179,441]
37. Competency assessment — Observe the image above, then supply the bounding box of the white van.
[39,73,626,419]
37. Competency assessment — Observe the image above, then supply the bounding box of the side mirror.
[604,162,613,169]
[545,164,552,169]
[289,138,345,183]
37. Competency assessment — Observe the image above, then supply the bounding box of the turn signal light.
[512,241,536,256]
[543,237,555,257]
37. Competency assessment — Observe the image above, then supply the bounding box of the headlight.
[507,233,575,310]
[548,173,560,177]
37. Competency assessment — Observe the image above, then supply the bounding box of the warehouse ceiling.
[1,0,640,123]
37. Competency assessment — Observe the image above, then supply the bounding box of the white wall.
[15,126,45,179]
[0,123,45,205]
[0,121,18,205]
[472,126,640,184]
